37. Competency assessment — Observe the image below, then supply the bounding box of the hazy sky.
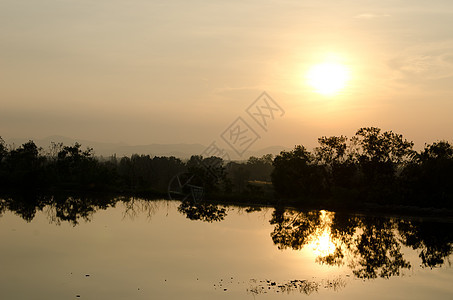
[1,0,453,151]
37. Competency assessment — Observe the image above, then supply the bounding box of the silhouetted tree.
[0,137,6,163]
[401,141,453,208]
[186,155,226,194]
[54,142,116,190]
[272,146,327,199]
[1,128,451,209]
[3,141,46,190]
[0,137,7,189]
[354,127,414,164]
[225,162,250,192]
[247,154,274,181]
[354,127,415,203]
[270,127,440,207]
[314,136,358,197]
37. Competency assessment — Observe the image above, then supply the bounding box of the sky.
[1,0,453,153]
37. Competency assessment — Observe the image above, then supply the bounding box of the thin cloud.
[354,13,390,19]
[388,42,453,83]
[214,85,265,94]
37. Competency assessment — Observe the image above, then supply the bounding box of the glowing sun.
[307,62,350,96]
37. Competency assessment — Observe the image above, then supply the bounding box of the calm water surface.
[0,196,452,299]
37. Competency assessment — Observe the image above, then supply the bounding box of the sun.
[306,62,350,96]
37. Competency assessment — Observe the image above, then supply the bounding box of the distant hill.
[4,136,290,160]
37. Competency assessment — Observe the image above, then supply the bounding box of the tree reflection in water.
[0,193,118,226]
[177,199,227,222]
[0,194,228,224]
[398,220,453,268]
[270,208,452,279]
[47,194,118,226]
[1,194,451,283]
[0,193,48,222]
[122,197,161,221]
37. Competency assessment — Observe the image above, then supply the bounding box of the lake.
[0,195,452,299]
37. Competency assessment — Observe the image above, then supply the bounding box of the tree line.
[0,137,273,198]
[271,127,453,209]
[1,126,452,209]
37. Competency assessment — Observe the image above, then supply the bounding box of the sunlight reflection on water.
[0,197,452,299]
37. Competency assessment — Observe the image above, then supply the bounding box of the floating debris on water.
[246,277,346,295]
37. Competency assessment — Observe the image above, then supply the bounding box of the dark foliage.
[0,138,185,195]
[271,127,452,208]
[1,126,452,209]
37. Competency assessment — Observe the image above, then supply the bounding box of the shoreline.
[2,189,452,222]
